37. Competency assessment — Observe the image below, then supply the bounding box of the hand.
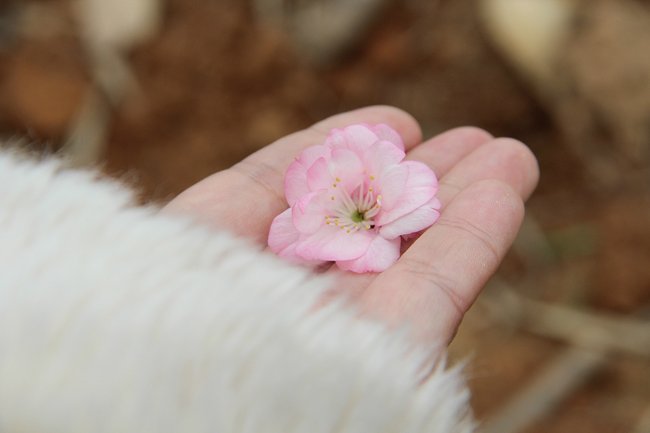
[164,106,539,346]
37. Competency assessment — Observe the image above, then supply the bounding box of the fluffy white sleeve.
[0,151,474,433]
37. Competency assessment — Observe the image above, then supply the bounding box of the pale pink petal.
[372,124,404,151]
[324,128,347,149]
[363,140,406,177]
[295,225,373,261]
[297,144,330,166]
[376,164,408,210]
[341,124,380,154]
[291,191,328,234]
[284,145,330,205]
[379,196,441,239]
[268,208,328,266]
[306,157,331,192]
[428,196,442,211]
[285,160,310,206]
[376,161,438,226]
[268,208,302,258]
[328,148,365,192]
[336,235,401,273]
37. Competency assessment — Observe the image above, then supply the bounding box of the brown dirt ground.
[1,0,648,432]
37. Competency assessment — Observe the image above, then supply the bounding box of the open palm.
[165,106,539,346]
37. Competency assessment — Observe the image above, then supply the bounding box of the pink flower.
[268,123,441,273]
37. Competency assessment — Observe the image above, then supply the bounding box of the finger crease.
[438,179,463,195]
[231,159,286,208]
[399,257,467,318]
[435,216,501,265]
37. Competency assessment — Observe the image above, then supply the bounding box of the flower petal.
[325,124,380,155]
[298,144,331,166]
[328,148,365,192]
[336,235,401,273]
[285,161,310,206]
[295,225,373,261]
[363,140,406,178]
[372,124,404,151]
[268,208,328,267]
[306,157,331,192]
[342,124,380,154]
[324,128,347,149]
[284,145,330,205]
[292,191,328,234]
[376,164,408,210]
[376,161,438,226]
[268,208,301,258]
[379,196,441,239]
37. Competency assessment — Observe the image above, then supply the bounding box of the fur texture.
[0,151,474,433]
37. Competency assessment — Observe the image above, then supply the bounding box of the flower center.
[325,184,382,234]
[350,209,365,223]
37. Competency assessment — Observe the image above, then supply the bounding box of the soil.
[1,0,648,431]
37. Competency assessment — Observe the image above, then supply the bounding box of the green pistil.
[351,209,365,223]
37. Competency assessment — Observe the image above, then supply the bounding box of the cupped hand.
[164,106,539,346]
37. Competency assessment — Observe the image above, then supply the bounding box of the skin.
[165,106,539,347]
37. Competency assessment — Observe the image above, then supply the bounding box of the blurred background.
[1,0,649,431]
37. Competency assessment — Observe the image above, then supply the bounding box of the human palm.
[165,106,539,346]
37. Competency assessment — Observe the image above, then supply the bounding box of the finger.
[434,137,539,204]
[405,126,493,176]
[361,180,525,345]
[164,106,421,242]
